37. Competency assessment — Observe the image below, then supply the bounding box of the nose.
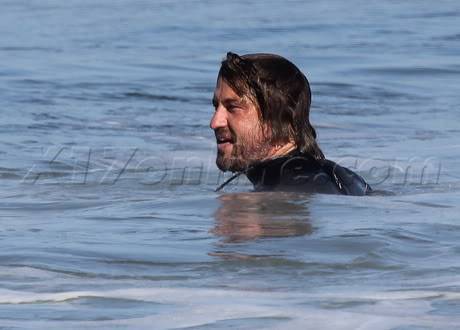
[210,106,227,130]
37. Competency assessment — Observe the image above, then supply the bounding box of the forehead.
[213,78,240,100]
[213,78,256,109]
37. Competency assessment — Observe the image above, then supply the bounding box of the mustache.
[214,128,235,142]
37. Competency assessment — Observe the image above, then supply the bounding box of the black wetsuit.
[245,151,372,196]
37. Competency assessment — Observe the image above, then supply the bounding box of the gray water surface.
[1,1,460,329]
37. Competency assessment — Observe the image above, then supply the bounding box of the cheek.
[229,108,264,144]
[239,120,265,142]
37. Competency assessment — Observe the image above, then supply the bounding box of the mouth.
[215,134,234,145]
[216,138,233,145]
[216,136,234,152]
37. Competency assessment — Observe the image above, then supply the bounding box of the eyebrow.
[212,96,246,108]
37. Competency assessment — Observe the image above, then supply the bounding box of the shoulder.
[320,159,372,196]
[246,153,372,196]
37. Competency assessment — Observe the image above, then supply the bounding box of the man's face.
[210,78,270,172]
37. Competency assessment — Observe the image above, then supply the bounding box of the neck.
[264,142,296,161]
[245,142,297,188]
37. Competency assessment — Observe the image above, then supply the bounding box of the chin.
[216,155,249,173]
[216,146,231,171]
[215,144,253,172]
[216,156,231,172]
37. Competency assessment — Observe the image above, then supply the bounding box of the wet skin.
[210,78,270,172]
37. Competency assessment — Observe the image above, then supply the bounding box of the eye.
[228,105,243,113]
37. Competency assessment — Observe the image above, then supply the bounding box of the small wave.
[121,91,208,104]
[356,66,460,76]
[124,92,189,102]
[0,287,459,328]
[0,46,61,53]
[401,11,460,19]
[32,113,60,121]
[433,33,460,41]
[5,263,192,281]
[0,167,22,179]
[396,200,453,209]
[182,83,214,93]
[314,81,415,101]
[1,287,459,305]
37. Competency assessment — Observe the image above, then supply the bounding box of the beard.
[215,127,271,172]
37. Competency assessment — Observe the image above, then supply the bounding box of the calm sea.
[1,0,460,329]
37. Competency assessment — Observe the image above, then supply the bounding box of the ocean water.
[1,0,460,329]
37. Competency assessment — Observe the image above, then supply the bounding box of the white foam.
[0,287,459,329]
[1,286,458,304]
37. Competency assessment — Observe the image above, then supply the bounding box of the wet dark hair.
[218,52,325,160]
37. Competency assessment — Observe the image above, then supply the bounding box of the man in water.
[210,52,371,195]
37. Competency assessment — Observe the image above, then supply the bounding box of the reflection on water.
[2,0,460,327]
[211,192,312,243]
